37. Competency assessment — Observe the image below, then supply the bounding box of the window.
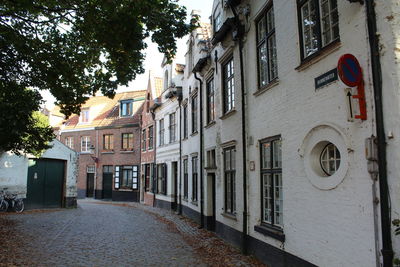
[81,136,91,152]
[80,108,89,123]
[223,58,235,113]
[260,137,282,227]
[206,78,215,123]
[121,133,134,149]
[206,149,216,168]
[191,95,198,133]
[115,165,138,190]
[145,164,151,192]
[157,163,167,195]
[183,104,188,139]
[148,126,154,150]
[159,119,165,146]
[65,137,74,149]
[183,159,188,200]
[257,5,277,88]
[142,129,146,151]
[224,147,236,214]
[320,142,340,176]
[169,112,176,143]
[192,156,198,202]
[213,12,222,33]
[298,0,339,59]
[103,165,113,173]
[103,134,113,150]
[120,100,133,116]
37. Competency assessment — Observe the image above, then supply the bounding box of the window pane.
[262,142,271,169]
[268,33,278,80]
[301,0,319,57]
[257,18,266,42]
[263,174,272,223]
[226,173,231,213]
[225,150,231,171]
[258,42,268,87]
[273,139,282,168]
[274,173,283,226]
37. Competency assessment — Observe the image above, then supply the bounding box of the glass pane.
[258,42,268,87]
[263,174,272,223]
[225,150,231,170]
[257,18,266,42]
[262,142,271,169]
[302,0,319,57]
[268,33,278,81]
[273,139,282,169]
[266,7,275,33]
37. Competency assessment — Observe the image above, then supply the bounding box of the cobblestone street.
[0,200,265,267]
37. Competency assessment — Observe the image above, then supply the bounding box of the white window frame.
[81,136,91,152]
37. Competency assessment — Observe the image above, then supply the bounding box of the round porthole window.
[300,124,349,190]
[320,143,341,176]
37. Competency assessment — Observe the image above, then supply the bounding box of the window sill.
[295,39,341,72]
[219,109,237,120]
[79,152,92,155]
[115,188,134,192]
[204,166,217,170]
[254,224,285,242]
[221,212,237,221]
[254,79,279,97]
[183,198,188,202]
[204,121,216,129]
[190,131,198,137]
[191,201,198,206]
[101,150,114,154]
[120,150,134,154]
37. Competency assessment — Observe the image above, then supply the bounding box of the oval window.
[320,143,341,176]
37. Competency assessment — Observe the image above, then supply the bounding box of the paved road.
[6,199,207,267]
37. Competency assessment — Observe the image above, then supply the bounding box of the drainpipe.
[365,1,393,266]
[151,109,157,207]
[229,3,248,254]
[178,92,183,215]
[193,72,204,229]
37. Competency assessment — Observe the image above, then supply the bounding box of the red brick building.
[53,91,146,201]
[140,74,163,205]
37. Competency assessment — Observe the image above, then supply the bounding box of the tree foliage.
[0,0,195,154]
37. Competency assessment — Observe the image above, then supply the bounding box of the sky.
[42,0,214,110]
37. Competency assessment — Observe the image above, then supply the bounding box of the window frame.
[260,136,283,228]
[81,136,91,152]
[142,129,146,151]
[159,119,165,146]
[191,94,198,134]
[103,134,114,150]
[206,78,215,124]
[192,156,198,203]
[297,0,340,61]
[224,146,236,214]
[169,112,176,143]
[65,137,74,149]
[80,108,89,123]
[120,100,133,117]
[121,133,134,149]
[183,104,188,139]
[157,163,167,195]
[256,4,278,89]
[148,125,154,150]
[222,57,235,114]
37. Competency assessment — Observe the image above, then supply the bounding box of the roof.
[59,90,146,131]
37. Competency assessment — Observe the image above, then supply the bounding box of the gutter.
[150,108,157,207]
[228,2,248,254]
[178,90,183,215]
[193,71,205,229]
[365,1,394,266]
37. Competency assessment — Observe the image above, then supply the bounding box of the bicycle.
[1,188,24,213]
[0,189,8,212]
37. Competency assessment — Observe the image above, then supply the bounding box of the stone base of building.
[215,221,317,267]
[64,197,77,208]
[112,190,139,202]
[77,189,86,199]
[154,198,175,210]
[143,192,154,206]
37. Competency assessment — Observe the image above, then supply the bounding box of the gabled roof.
[59,90,146,130]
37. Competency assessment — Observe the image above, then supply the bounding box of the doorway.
[172,161,178,210]
[207,173,216,231]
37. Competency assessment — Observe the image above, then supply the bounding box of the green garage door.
[26,159,65,209]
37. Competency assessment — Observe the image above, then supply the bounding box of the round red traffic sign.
[337,54,363,87]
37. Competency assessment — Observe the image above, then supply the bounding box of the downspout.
[178,92,183,215]
[193,72,204,229]
[366,1,394,266]
[229,3,248,254]
[151,109,157,207]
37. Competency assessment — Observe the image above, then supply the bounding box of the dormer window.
[120,100,133,117]
[80,108,89,123]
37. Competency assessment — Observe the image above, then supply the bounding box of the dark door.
[86,173,94,197]
[103,173,113,199]
[172,162,178,210]
[209,173,216,231]
[27,159,64,209]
